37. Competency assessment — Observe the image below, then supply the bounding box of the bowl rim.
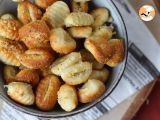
[0,0,128,118]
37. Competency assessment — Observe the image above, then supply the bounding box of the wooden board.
[99,80,157,120]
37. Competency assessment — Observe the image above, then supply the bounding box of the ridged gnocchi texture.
[0,37,25,66]
[35,0,57,9]
[51,52,81,76]
[71,1,88,12]
[15,69,39,87]
[89,69,109,83]
[50,28,76,54]
[0,19,21,40]
[78,79,105,103]
[36,75,61,111]
[58,84,78,112]
[68,27,92,38]
[65,12,94,27]
[6,82,35,105]
[18,1,42,24]
[80,49,104,70]
[19,20,50,49]
[3,65,18,84]
[19,48,54,69]
[91,8,109,28]
[61,62,92,85]
[43,1,70,28]
[106,39,125,67]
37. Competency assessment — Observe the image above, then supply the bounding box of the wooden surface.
[98,80,156,120]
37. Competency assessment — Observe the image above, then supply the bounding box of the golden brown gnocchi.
[15,69,39,87]
[61,62,92,85]
[36,75,61,111]
[50,52,81,76]
[0,38,25,66]
[91,8,109,28]
[6,82,35,105]
[0,19,21,40]
[43,1,70,28]
[18,1,42,24]
[58,84,78,112]
[78,79,105,103]
[50,28,76,54]
[19,48,54,69]
[19,20,50,49]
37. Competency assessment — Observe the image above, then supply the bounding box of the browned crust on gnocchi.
[18,1,42,24]
[106,39,125,67]
[19,20,50,49]
[19,48,54,69]
[0,38,25,66]
[0,19,21,40]
[15,69,39,87]
[84,37,114,64]
[78,79,105,103]
[35,0,57,9]
[36,75,61,111]
[50,28,76,54]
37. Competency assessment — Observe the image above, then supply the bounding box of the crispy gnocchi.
[36,75,61,111]
[19,48,54,69]
[106,39,125,67]
[61,62,92,85]
[6,82,35,105]
[19,20,50,49]
[91,8,109,28]
[58,84,78,112]
[18,1,42,24]
[15,69,39,87]
[0,37,25,66]
[84,36,114,64]
[43,1,70,28]
[1,0,125,113]
[50,28,76,54]
[50,52,81,76]
[78,79,105,103]
[0,19,21,40]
